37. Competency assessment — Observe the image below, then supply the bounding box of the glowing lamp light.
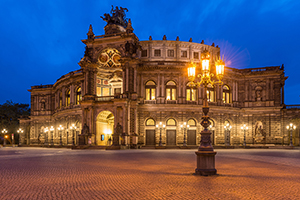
[216,60,225,76]
[188,63,196,78]
[201,50,210,74]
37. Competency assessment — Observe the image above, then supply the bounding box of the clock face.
[99,48,121,68]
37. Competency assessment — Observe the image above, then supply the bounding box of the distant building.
[20,7,300,147]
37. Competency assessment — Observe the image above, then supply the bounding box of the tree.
[0,101,30,144]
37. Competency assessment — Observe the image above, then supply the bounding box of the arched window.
[207,84,215,102]
[59,92,62,108]
[186,83,197,101]
[75,87,82,105]
[146,118,155,126]
[66,90,70,106]
[166,81,176,100]
[145,81,156,100]
[223,85,231,103]
[167,118,176,126]
[188,119,196,126]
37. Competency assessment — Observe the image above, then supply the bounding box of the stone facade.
[19,11,300,147]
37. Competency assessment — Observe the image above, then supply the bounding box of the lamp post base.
[195,151,217,176]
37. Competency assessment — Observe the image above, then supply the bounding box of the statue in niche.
[255,121,263,137]
[256,90,262,101]
[40,101,45,110]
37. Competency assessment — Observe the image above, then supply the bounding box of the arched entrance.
[96,111,114,146]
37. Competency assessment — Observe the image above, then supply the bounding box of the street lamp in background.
[241,124,248,147]
[17,128,23,146]
[44,127,49,145]
[156,122,165,147]
[286,123,296,146]
[2,129,8,146]
[50,126,54,145]
[187,50,224,175]
[180,122,189,147]
[70,124,77,146]
[58,125,64,146]
[224,123,232,146]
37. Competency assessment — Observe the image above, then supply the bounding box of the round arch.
[96,110,114,146]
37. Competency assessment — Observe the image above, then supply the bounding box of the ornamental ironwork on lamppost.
[187,49,224,176]
[70,124,77,146]
[224,123,232,146]
[44,127,49,145]
[241,124,248,147]
[2,128,8,146]
[58,125,64,146]
[50,126,54,145]
[156,122,165,147]
[17,128,23,146]
[180,122,189,146]
[286,123,296,146]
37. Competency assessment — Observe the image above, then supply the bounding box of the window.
[101,134,105,141]
[59,92,62,108]
[154,49,161,57]
[186,84,197,101]
[75,87,82,105]
[66,90,70,106]
[166,81,176,100]
[207,84,215,102]
[167,118,176,126]
[167,49,174,57]
[97,78,111,96]
[194,52,199,60]
[141,50,147,57]
[188,119,196,126]
[223,85,231,103]
[146,118,155,126]
[181,51,187,58]
[145,81,156,100]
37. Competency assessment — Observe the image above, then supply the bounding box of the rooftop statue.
[101,6,128,28]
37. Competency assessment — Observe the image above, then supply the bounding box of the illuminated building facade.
[19,7,299,147]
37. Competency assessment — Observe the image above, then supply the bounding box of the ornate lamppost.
[156,122,165,147]
[180,122,189,146]
[70,124,77,146]
[187,50,224,175]
[58,125,64,146]
[50,126,54,145]
[2,129,8,146]
[17,128,23,146]
[44,127,49,145]
[286,123,296,146]
[241,124,248,147]
[224,123,232,146]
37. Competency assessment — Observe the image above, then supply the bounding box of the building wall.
[20,21,298,147]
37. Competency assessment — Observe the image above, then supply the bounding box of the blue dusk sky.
[1,0,300,105]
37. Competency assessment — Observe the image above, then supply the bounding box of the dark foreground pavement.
[0,148,300,200]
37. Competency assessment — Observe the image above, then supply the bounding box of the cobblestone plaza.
[1,148,300,199]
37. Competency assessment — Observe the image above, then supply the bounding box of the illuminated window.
[188,119,196,126]
[97,78,111,96]
[66,90,70,106]
[186,84,197,101]
[75,87,82,105]
[141,50,147,57]
[181,51,187,58]
[145,81,156,100]
[167,118,176,126]
[146,118,155,126]
[207,84,215,102]
[166,81,176,100]
[167,49,174,57]
[223,85,231,103]
[59,92,62,108]
[154,49,161,57]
